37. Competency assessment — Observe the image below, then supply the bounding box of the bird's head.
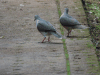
[34,15,40,21]
[65,8,69,14]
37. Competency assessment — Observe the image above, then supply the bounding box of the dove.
[34,15,64,43]
[60,8,89,36]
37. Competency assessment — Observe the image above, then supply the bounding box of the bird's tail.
[51,32,66,39]
[76,25,89,29]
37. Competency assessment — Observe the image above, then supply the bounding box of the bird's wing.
[69,18,81,25]
[67,14,81,25]
[45,21,52,26]
[60,15,81,26]
[45,21,56,29]
[37,21,56,32]
[67,14,73,18]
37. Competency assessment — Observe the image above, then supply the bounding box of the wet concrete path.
[0,0,99,75]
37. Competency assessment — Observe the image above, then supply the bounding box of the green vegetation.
[86,42,96,49]
[87,3,100,16]
[56,0,62,16]
[62,39,71,75]
[86,2,100,29]
[84,0,100,68]
[56,0,71,75]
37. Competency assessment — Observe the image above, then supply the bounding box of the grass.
[82,0,100,67]
[55,0,71,75]
[86,43,96,49]
[83,0,100,68]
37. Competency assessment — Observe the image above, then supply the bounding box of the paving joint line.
[55,0,71,75]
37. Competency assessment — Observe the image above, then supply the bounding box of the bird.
[60,8,89,37]
[34,15,64,43]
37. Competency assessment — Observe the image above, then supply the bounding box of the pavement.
[0,0,99,75]
[60,0,100,75]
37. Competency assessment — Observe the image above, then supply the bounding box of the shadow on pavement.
[38,41,63,44]
[67,35,90,38]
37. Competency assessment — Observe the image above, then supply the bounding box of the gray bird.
[60,8,89,36]
[34,15,63,43]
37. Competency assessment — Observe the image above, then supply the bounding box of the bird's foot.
[41,41,45,43]
[67,35,70,37]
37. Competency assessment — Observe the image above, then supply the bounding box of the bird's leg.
[48,36,50,42]
[42,37,46,43]
[69,29,72,35]
[63,26,69,37]
[67,31,70,37]
[67,30,71,37]
[67,29,72,37]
